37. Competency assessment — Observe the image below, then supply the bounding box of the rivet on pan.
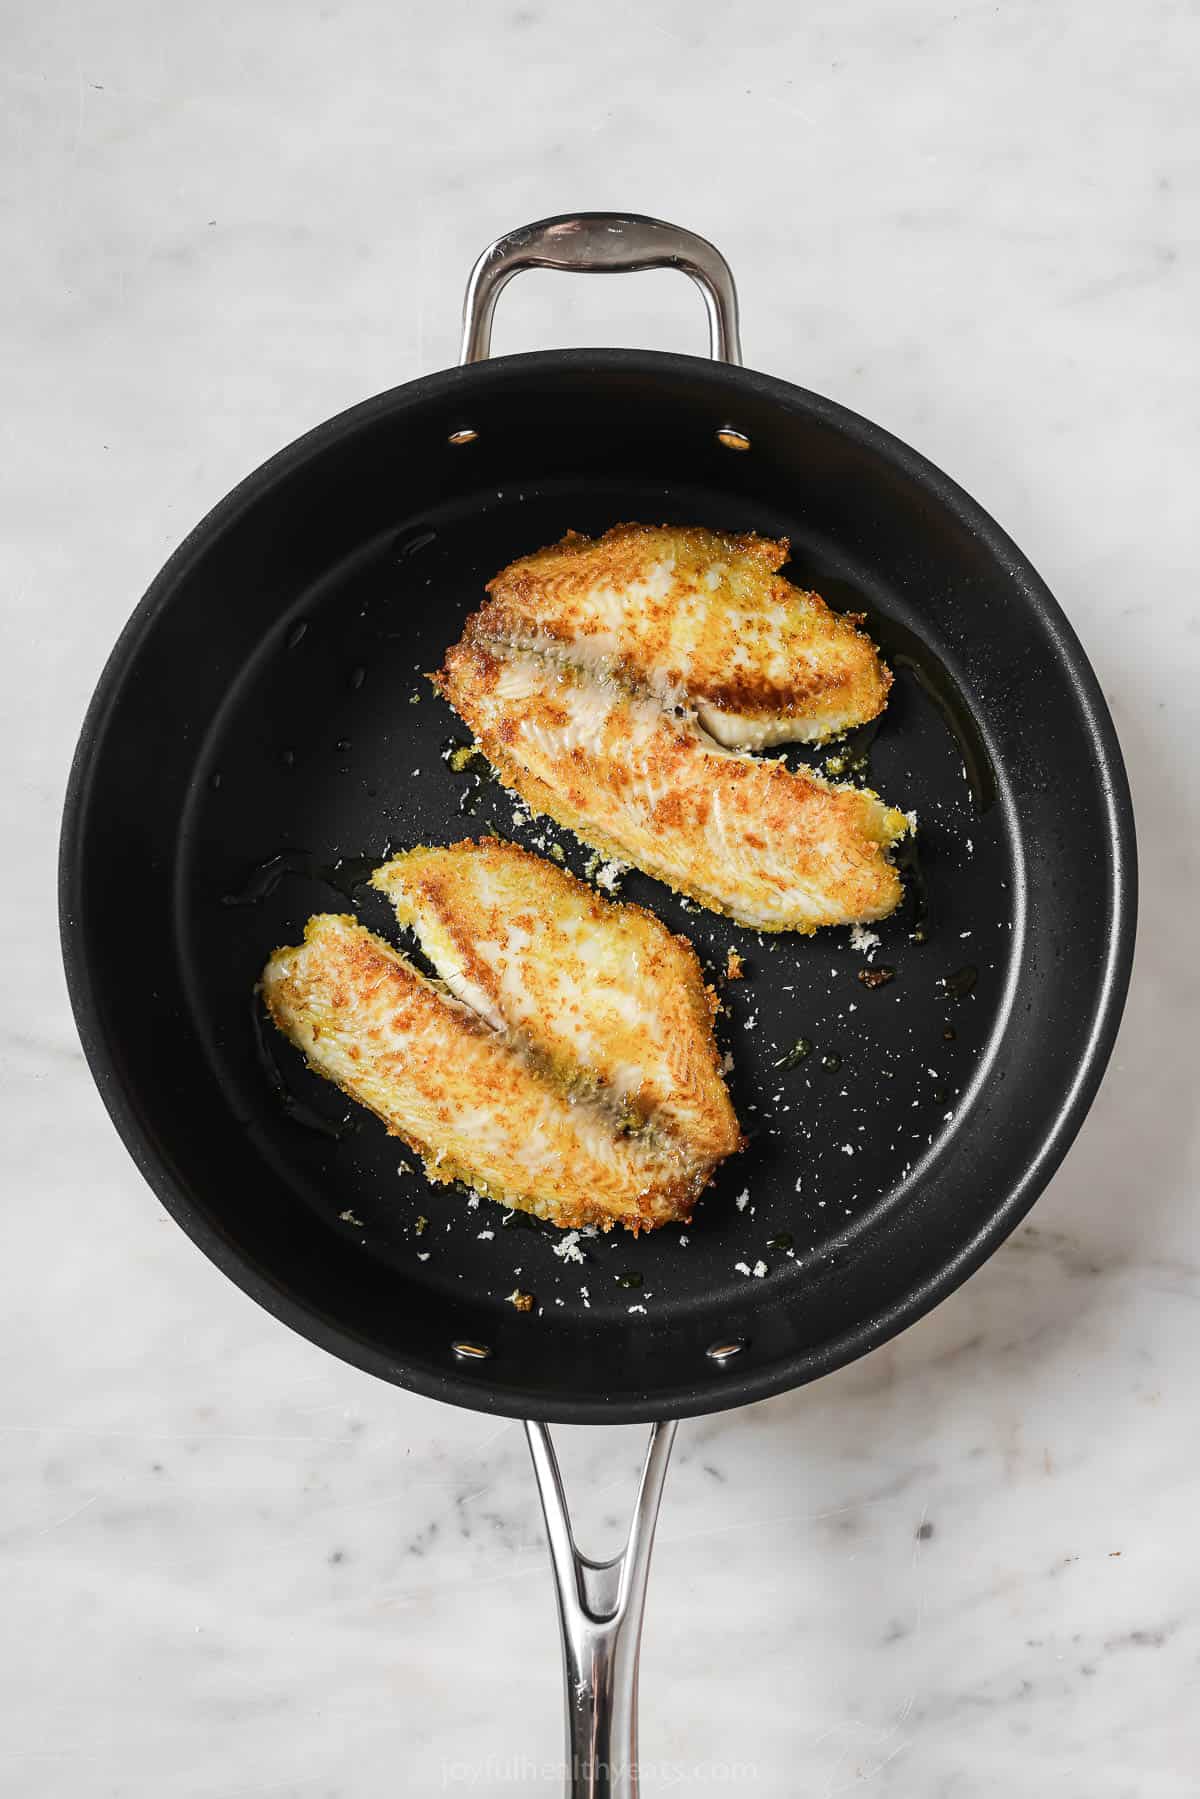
[448,427,479,446]
[716,427,751,452]
[706,1339,746,1363]
[452,1340,492,1361]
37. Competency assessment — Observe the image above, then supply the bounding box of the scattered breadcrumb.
[735,1190,750,1211]
[628,1303,647,1314]
[725,948,746,981]
[338,1210,364,1226]
[849,923,880,959]
[583,851,630,894]
[414,1215,428,1235]
[553,1231,585,1264]
[507,1289,534,1312]
[477,1230,494,1240]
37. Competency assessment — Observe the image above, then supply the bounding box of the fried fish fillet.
[261,907,736,1233]
[437,642,908,933]
[371,837,741,1162]
[477,523,892,748]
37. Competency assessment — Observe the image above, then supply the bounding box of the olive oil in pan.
[392,526,438,564]
[821,713,884,781]
[249,992,356,1140]
[938,965,979,999]
[815,578,998,815]
[892,833,933,944]
[872,610,997,817]
[221,848,390,909]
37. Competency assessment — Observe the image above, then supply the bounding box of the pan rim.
[59,347,1138,1423]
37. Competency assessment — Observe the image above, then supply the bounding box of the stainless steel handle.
[459,213,742,366]
[526,1420,678,1799]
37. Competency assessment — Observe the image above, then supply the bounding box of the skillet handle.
[459,213,742,366]
[525,1420,677,1799]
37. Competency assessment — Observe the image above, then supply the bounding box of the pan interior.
[67,355,1126,1419]
[179,482,1013,1343]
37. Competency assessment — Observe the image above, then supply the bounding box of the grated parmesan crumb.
[735,1190,750,1211]
[553,1231,585,1264]
[584,851,629,894]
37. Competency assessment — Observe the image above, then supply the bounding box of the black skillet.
[60,215,1135,1795]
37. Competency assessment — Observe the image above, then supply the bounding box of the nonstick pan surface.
[60,348,1135,1422]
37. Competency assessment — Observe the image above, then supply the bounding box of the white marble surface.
[3,1,1198,1793]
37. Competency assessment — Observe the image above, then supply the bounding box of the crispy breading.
[372,837,741,1162]
[436,643,907,933]
[476,523,892,748]
[261,902,738,1233]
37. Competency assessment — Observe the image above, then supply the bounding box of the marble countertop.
[4,1,1198,1793]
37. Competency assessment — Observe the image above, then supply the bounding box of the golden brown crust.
[262,898,737,1233]
[372,837,742,1162]
[436,643,906,932]
[474,522,891,741]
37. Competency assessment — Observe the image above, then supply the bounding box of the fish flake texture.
[479,523,892,748]
[437,525,910,932]
[372,835,741,1162]
[261,848,741,1232]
